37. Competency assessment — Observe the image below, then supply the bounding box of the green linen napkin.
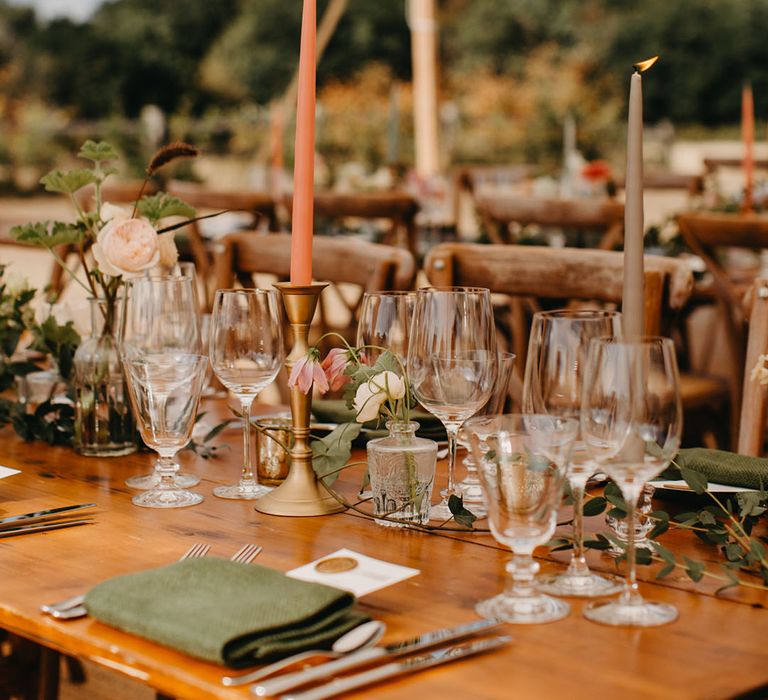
[84,558,368,667]
[661,448,768,490]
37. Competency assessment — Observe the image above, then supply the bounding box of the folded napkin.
[84,558,368,667]
[661,448,768,490]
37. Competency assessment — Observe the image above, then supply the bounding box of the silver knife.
[0,504,96,528]
[281,636,512,700]
[0,518,94,538]
[252,618,504,697]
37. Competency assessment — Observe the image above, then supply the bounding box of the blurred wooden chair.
[282,191,420,255]
[424,242,730,447]
[738,278,768,456]
[475,193,625,250]
[213,231,416,349]
[614,171,704,200]
[676,211,768,445]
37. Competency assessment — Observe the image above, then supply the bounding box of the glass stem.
[445,424,459,498]
[156,455,178,490]
[621,486,643,606]
[507,552,538,598]
[568,477,590,576]
[241,397,255,483]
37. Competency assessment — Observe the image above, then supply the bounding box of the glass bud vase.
[367,421,436,527]
[73,298,136,457]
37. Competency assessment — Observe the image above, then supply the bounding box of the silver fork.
[230,543,263,564]
[41,542,211,619]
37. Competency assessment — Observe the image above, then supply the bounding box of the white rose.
[370,370,406,400]
[157,231,179,268]
[100,202,131,222]
[354,382,388,423]
[92,217,160,278]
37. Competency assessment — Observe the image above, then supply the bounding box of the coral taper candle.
[622,56,658,338]
[742,83,755,213]
[290,0,316,286]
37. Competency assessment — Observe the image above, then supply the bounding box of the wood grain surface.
[0,402,766,700]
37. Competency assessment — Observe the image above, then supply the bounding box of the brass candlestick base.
[255,282,344,517]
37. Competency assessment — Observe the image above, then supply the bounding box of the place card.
[651,479,757,494]
[286,548,420,597]
[0,465,20,480]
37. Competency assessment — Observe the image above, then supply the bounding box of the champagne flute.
[120,275,202,490]
[124,354,208,508]
[356,291,417,363]
[523,309,624,597]
[464,414,578,623]
[209,289,284,499]
[581,336,682,626]
[407,287,497,521]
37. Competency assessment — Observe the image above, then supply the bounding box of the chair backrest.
[739,277,768,456]
[281,191,420,254]
[424,242,694,368]
[475,194,625,249]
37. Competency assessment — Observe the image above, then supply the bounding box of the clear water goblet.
[523,309,624,597]
[209,288,284,499]
[581,336,682,627]
[465,414,578,624]
[356,291,417,363]
[124,353,208,508]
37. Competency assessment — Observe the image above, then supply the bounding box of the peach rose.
[92,217,160,278]
[157,231,179,268]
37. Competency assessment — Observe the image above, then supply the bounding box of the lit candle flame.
[633,56,659,73]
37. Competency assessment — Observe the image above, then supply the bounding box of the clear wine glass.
[464,414,578,624]
[456,351,516,516]
[407,287,497,521]
[356,291,417,363]
[523,309,624,597]
[120,275,202,490]
[209,288,284,500]
[124,353,208,508]
[581,336,682,627]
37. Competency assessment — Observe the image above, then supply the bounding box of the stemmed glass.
[120,275,202,490]
[407,287,497,521]
[124,353,208,508]
[523,309,624,597]
[209,289,284,499]
[464,414,578,623]
[456,351,516,516]
[581,336,682,626]
[356,291,417,363]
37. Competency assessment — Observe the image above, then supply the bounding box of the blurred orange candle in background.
[742,83,754,213]
[290,0,316,286]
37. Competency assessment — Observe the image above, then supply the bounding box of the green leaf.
[714,565,740,596]
[582,495,607,516]
[311,422,361,486]
[635,548,653,565]
[648,510,670,539]
[78,140,118,163]
[136,193,195,224]
[682,556,706,582]
[651,541,676,564]
[656,562,676,579]
[606,506,626,520]
[448,494,477,528]
[604,492,627,512]
[723,542,744,562]
[40,169,98,195]
[679,466,708,495]
[203,418,236,444]
[583,534,612,550]
[547,536,573,552]
[11,221,86,249]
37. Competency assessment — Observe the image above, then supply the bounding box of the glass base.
[132,488,204,509]
[537,571,624,598]
[428,500,454,521]
[126,472,200,489]
[453,482,487,517]
[77,444,137,458]
[584,598,678,627]
[476,592,570,624]
[214,481,272,500]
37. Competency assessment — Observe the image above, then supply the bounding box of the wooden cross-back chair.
[424,243,729,447]
[676,211,768,446]
[282,191,420,256]
[475,193,626,250]
[739,277,768,456]
[213,231,416,350]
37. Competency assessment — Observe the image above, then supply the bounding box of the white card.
[0,465,20,480]
[651,479,757,493]
[286,548,420,598]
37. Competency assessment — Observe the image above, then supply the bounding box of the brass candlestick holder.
[255,282,344,516]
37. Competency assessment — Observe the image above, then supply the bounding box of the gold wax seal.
[315,556,358,573]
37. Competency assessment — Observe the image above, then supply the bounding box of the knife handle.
[252,647,384,697]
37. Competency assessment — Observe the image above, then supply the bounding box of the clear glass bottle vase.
[366,420,437,527]
[73,298,136,457]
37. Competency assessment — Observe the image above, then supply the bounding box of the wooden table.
[0,409,767,699]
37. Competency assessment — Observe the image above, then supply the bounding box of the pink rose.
[92,218,160,278]
[288,352,329,395]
